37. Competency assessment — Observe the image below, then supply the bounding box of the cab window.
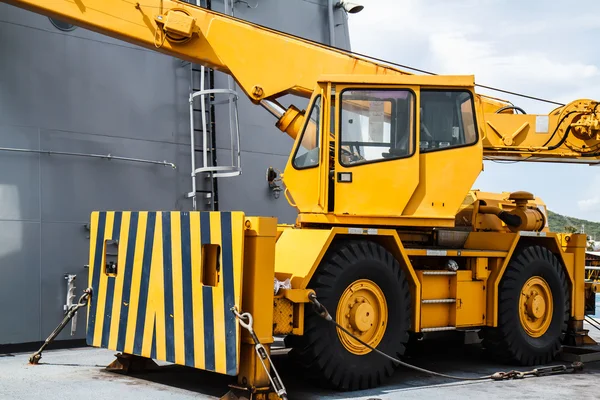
[339,88,415,166]
[293,95,321,169]
[419,90,477,152]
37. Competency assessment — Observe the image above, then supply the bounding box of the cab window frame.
[337,87,417,168]
[418,89,479,154]
[292,94,323,170]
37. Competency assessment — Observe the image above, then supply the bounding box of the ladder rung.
[422,271,457,276]
[422,299,456,304]
[421,326,457,332]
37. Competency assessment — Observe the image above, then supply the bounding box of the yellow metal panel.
[107,212,131,350]
[296,212,456,228]
[319,74,474,87]
[241,216,276,344]
[124,212,148,355]
[464,231,518,251]
[86,211,247,377]
[280,288,314,303]
[419,273,452,300]
[561,233,587,320]
[238,216,276,389]
[91,212,114,347]
[485,235,519,327]
[164,10,195,37]
[189,212,206,369]
[209,212,227,374]
[405,249,507,258]
[418,272,454,329]
[457,270,472,282]
[333,84,420,218]
[170,213,187,366]
[141,214,166,360]
[455,281,487,327]
[403,144,483,221]
[281,89,327,215]
[274,228,334,288]
[421,303,452,329]
[471,258,489,281]
[86,212,100,330]
[292,303,305,335]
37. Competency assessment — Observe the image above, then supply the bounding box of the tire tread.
[287,239,412,391]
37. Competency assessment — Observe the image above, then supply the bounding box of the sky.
[346,0,600,222]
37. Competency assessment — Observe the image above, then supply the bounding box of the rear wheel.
[482,245,570,365]
[287,240,412,391]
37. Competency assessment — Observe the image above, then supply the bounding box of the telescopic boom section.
[3,0,415,101]
[4,0,512,107]
[6,0,600,164]
[482,99,600,164]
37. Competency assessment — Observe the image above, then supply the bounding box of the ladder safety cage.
[183,0,242,211]
[189,86,242,179]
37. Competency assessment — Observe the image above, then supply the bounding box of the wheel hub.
[350,301,375,332]
[519,276,553,338]
[526,294,546,319]
[336,279,387,355]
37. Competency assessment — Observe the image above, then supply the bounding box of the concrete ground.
[1,327,600,400]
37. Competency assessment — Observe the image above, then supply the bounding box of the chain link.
[307,293,584,382]
[491,363,583,380]
[29,287,93,365]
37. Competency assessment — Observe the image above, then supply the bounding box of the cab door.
[333,85,420,218]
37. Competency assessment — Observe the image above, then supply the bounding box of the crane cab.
[280,74,484,229]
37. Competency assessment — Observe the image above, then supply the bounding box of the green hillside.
[547,210,600,239]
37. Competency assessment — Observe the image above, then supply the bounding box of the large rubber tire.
[482,245,570,365]
[287,240,412,391]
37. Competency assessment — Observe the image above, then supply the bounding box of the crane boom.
[4,0,600,225]
[3,0,511,109]
[3,0,408,101]
[5,0,600,166]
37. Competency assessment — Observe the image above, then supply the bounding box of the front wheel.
[482,245,570,365]
[287,240,412,391]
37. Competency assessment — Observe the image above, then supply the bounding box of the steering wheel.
[340,147,364,163]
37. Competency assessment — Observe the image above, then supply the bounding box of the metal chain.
[29,288,93,365]
[307,293,584,382]
[230,307,289,400]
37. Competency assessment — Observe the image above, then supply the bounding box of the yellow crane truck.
[4,0,600,398]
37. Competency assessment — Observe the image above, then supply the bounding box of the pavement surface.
[1,328,600,399]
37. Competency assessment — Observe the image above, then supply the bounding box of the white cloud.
[348,0,600,99]
[430,32,599,81]
[347,0,600,221]
[578,197,600,212]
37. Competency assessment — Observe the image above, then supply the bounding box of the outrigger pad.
[86,211,247,377]
[105,353,159,374]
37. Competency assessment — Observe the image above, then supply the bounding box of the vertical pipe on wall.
[328,0,336,46]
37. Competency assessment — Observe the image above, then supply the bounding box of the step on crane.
[4,0,600,398]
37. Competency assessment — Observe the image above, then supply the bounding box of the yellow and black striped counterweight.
[85,211,246,376]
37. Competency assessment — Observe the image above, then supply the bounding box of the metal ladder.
[185,0,241,211]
